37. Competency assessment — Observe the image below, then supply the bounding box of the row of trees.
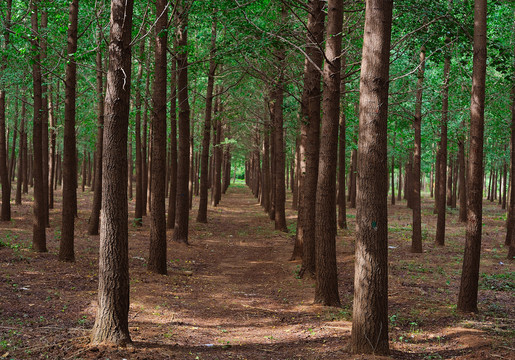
[0,0,513,355]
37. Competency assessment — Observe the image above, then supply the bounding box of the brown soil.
[0,184,513,359]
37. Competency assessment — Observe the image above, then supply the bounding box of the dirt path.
[0,184,513,359]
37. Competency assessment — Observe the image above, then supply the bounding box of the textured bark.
[351,0,392,355]
[337,55,347,230]
[142,56,150,217]
[262,106,271,214]
[15,99,25,205]
[295,0,324,278]
[90,0,134,346]
[59,0,79,262]
[167,56,178,229]
[457,0,486,312]
[31,2,47,253]
[435,36,451,246]
[458,137,467,222]
[412,46,425,254]
[272,35,287,232]
[0,0,12,221]
[148,0,168,275]
[349,149,357,208]
[88,26,104,236]
[314,0,342,306]
[41,11,49,227]
[49,85,57,207]
[172,1,190,244]
[197,15,217,223]
[134,40,145,226]
[506,12,515,258]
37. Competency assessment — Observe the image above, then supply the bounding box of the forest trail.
[0,185,513,359]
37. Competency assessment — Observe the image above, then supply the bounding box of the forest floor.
[0,183,514,360]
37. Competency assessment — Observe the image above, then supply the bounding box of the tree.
[294,0,324,276]
[435,35,451,247]
[31,0,47,253]
[148,0,168,275]
[337,55,347,230]
[90,0,134,346]
[197,11,217,224]
[351,0,393,355]
[88,9,104,236]
[59,0,79,262]
[411,46,426,253]
[314,0,342,307]
[0,0,12,222]
[457,0,487,312]
[172,0,191,244]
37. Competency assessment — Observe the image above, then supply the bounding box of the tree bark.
[295,0,324,277]
[457,0,487,312]
[15,98,25,205]
[90,0,134,346]
[31,1,47,253]
[197,14,217,223]
[435,36,451,246]
[337,55,347,229]
[172,1,191,244]
[314,0,342,306]
[167,55,178,229]
[412,45,426,253]
[148,0,168,274]
[349,149,357,208]
[88,24,105,235]
[0,0,12,221]
[59,0,79,262]
[351,0,393,355]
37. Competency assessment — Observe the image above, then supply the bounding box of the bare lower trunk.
[457,0,486,312]
[351,0,392,355]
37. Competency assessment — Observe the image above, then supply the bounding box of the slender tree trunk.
[452,158,458,208]
[15,102,24,205]
[31,2,47,253]
[172,1,190,244]
[148,0,168,275]
[142,56,150,217]
[167,55,178,229]
[273,30,288,232]
[506,11,515,258]
[295,0,324,277]
[0,0,12,221]
[502,160,507,210]
[435,36,451,247]
[88,24,104,236]
[262,104,271,214]
[134,40,145,226]
[197,14,217,222]
[82,150,86,192]
[412,45,426,253]
[59,0,79,262]
[292,136,299,210]
[457,0,486,312]
[397,160,402,201]
[447,160,453,206]
[391,155,395,205]
[349,149,357,208]
[314,0,342,306]
[41,11,49,227]
[351,0,393,355]
[90,0,134,345]
[49,84,57,207]
[337,55,347,229]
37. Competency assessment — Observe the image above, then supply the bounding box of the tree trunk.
[142,56,150,217]
[502,161,507,210]
[262,104,271,214]
[351,0,392,355]
[457,0,486,312]
[452,158,458,208]
[272,35,287,232]
[59,0,79,262]
[167,55,178,229]
[0,0,12,221]
[88,25,105,236]
[197,14,217,222]
[337,55,347,229]
[391,155,395,205]
[41,11,49,228]
[90,0,134,346]
[314,0,342,306]
[349,149,357,208]
[412,45,426,253]
[458,134,467,222]
[31,2,47,253]
[435,36,451,247]
[295,0,324,277]
[134,40,145,226]
[172,1,190,244]
[15,100,25,205]
[148,0,168,275]
[397,160,402,201]
[292,136,299,210]
[49,84,57,208]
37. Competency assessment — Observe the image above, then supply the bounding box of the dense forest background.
[0,0,514,358]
